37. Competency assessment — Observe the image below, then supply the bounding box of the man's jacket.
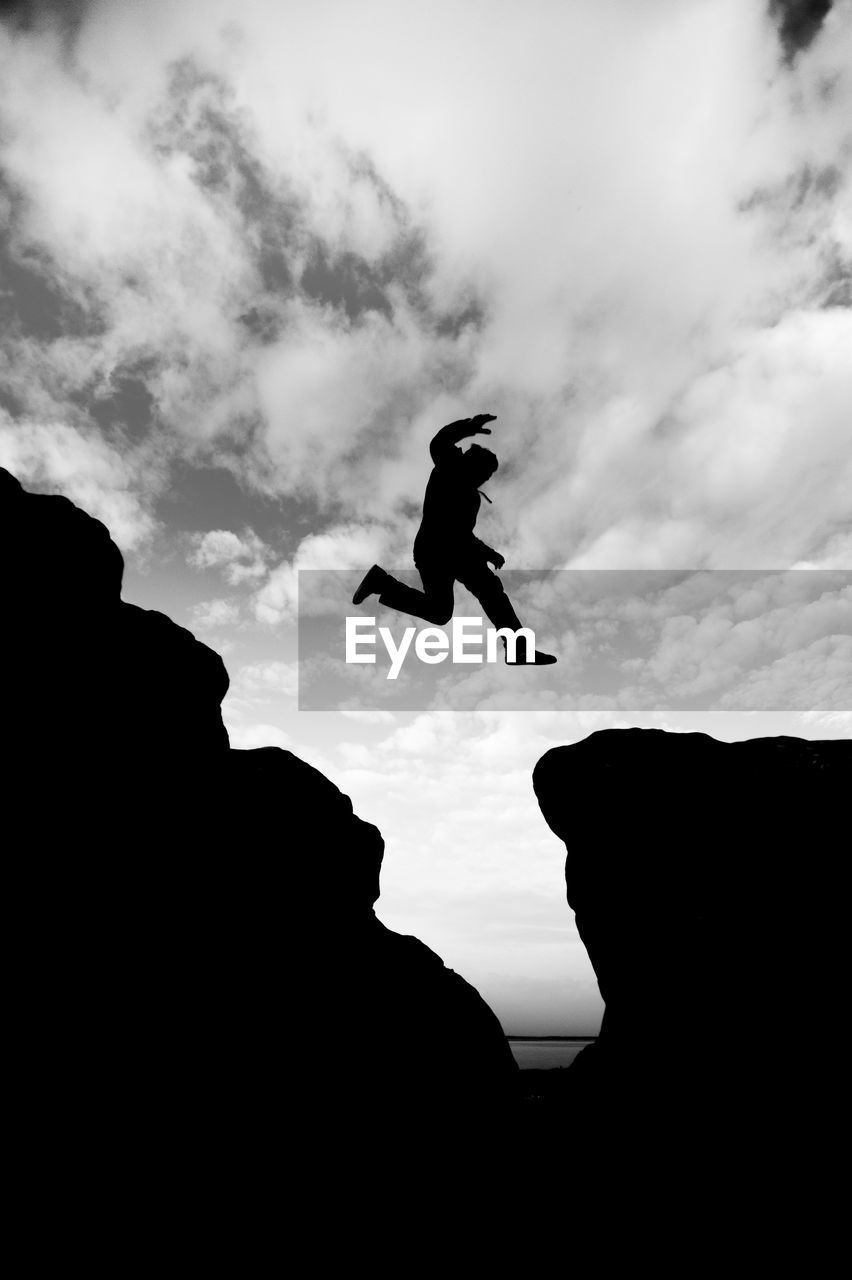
[413,423,492,566]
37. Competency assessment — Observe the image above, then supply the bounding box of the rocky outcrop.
[533,728,849,1145]
[2,467,516,1212]
[2,467,230,767]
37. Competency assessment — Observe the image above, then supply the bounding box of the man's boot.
[352,565,389,605]
[502,636,557,665]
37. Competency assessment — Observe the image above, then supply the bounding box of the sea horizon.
[507,1036,597,1071]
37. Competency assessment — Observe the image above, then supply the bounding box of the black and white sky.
[1,0,849,1032]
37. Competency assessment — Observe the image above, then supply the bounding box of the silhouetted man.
[352,415,556,664]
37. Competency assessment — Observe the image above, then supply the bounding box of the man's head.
[464,444,498,487]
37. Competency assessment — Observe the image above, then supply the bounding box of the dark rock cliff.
[1,467,516,1219]
[533,728,849,1159]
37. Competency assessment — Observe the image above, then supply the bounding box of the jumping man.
[352,414,556,665]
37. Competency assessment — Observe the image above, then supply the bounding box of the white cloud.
[720,633,852,708]
[0,411,157,549]
[230,659,298,697]
[1,0,849,574]
[225,720,291,750]
[253,521,394,624]
[192,596,241,628]
[220,659,301,750]
[189,527,271,582]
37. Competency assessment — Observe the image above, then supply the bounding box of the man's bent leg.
[378,564,455,627]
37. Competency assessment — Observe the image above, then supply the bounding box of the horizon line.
[506,1035,598,1041]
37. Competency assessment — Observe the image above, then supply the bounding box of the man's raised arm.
[429,414,496,463]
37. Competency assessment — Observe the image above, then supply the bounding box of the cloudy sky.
[1,0,850,1033]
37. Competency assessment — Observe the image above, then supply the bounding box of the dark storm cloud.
[0,45,484,532]
[737,159,850,309]
[0,235,88,340]
[0,48,458,403]
[147,59,482,342]
[150,60,446,330]
[148,60,301,304]
[768,0,834,63]
[87,370,156,441]
[301,246,393,322]
[0,0,91,39]
[0,178,99,340]
[738,160,842,222]
[159,460,317,541]
[820,246,852,308]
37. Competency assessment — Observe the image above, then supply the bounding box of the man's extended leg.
[455,559,524,631]
[353,563,455,626]
[456,558,556,665]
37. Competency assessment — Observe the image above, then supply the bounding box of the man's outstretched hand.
[487,550,505,570]
[431,414,497,462]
